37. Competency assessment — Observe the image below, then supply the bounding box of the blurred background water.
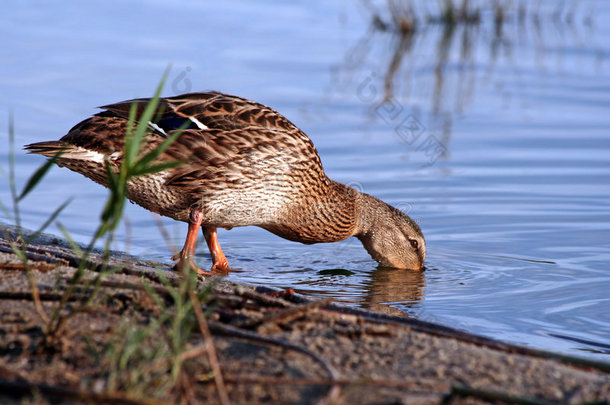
[1,1,609,360]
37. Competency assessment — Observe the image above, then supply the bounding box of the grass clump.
[103,272,217,402]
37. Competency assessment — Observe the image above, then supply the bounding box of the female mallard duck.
[25,92,426,273]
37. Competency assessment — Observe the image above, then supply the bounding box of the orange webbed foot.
[171,251,231,275]
[171,211,233,276]
[172,251,206,274]
[203,226,230,274]
[211,258,230,273]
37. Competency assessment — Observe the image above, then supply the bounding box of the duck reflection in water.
[363,266,426,317]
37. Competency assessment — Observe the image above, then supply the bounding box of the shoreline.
[1,223,608,404]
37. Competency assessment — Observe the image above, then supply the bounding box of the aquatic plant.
[366,0,587,33]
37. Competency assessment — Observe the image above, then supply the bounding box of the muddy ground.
[0,224,608,404]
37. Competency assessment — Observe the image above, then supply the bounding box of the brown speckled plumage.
[25,91,426,273]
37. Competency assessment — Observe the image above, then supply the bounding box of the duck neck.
[304,180,395,243]
[352,191,391,238]
[266,179,359,243]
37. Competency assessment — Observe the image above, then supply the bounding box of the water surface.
[1,1,609,360]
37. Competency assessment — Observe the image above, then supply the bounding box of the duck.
[25,91,426,274]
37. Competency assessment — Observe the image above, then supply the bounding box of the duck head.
[355,193,426,270]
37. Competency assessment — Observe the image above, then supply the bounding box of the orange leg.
[172,209,206,274]
[171,209,230,275]
[203,227,229,272]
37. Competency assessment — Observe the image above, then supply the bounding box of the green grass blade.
[98,160,125,235]
[132,123,186,171]
[105,160,120,195]
[25,198,72,244]
[99,164,119,224]
[56,222,84,257]
[7,113,21,228]
[127,67,171,167]
[131,160,183,177]
[18,151,62,202]
[140,279,165,310]
[0,199,11,220]
[7,241,27,263]
[123,101,139,170]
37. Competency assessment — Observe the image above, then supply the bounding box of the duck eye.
[409,239,418,249]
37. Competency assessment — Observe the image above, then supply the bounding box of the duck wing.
[27,91,326,198]
[129,92,327,195]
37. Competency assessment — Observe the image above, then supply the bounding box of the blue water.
[2,1,609,360]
